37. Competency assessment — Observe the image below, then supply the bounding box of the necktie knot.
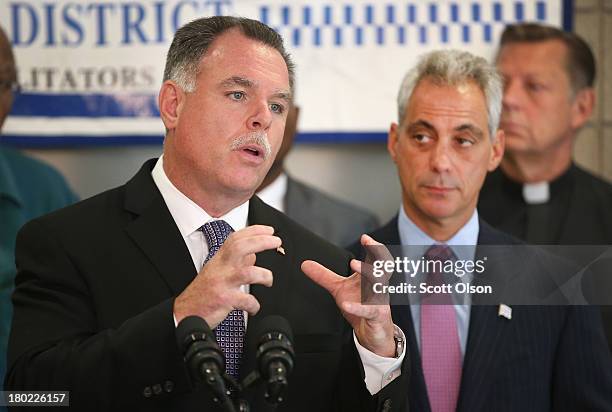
[424,244,455,263]
[201,220,234,262]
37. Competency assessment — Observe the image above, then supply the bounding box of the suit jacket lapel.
[456,221,515,412]
[123,159,197,296]
[240,196,294,405]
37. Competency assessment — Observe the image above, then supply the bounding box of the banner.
[0,0,569,146]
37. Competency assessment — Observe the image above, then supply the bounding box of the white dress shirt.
[256,172,288,213]
[151,156,404,394]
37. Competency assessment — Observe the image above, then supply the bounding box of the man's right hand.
[173,225,281,327]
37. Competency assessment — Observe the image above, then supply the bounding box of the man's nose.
[430,140,452,173]
[502,78,524,112]
[247,100,273,130]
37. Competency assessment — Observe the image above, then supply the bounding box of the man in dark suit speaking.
[340,49,612,411]
[5,17,406,411]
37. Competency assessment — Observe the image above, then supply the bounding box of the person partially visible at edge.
[478,22,612,350]
[0,25,77,405]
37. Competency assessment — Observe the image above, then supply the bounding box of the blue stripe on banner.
[537,1,546,20]
[1,136,165,147]
[408,4,416,23]
[11,93,159,117]
[324,5,332,25]
[387,5,395,24]
[515,2,524,21]
[484,24,492,42]
[355,27,363,45]
[2,132,389,147]
[293,28,300,46]
[441,25,448,43]
[451,3,459,22]
[303,6,311,26]
[377,26,384,45]
[472,3,481,22]
[344,5,352,24]
[419,26,427,44]
[313,27,321,46]
[429,4,437,23]
[295,132,387,143]
[462,25,470,42]
[563,0,573,30]
[335,27,342,45]
[398,26,405,44]
[493,2,502,22]
[260,7,269,24]
[281,6,290,25]
[366,4,374,24]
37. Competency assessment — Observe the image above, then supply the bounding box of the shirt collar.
[256,172,288,213]
[397,204,479,260]
[151,155,249,236]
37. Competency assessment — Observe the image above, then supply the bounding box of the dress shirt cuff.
[353,325,406,395]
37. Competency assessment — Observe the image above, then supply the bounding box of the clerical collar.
[523,182,549,204]
[501,163,576,205]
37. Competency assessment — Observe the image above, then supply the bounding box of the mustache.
[230,131,272,160]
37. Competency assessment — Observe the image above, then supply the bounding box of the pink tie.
[420,244,462,412]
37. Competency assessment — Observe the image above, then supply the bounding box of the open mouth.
[237,144,266,162]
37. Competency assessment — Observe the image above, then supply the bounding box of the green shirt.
[0,146,77,392]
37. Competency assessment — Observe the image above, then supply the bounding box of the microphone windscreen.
[175,315,213,353]
[253,315,293,342]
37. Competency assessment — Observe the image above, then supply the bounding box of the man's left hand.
[301,234,396,358]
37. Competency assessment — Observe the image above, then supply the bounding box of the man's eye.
[413,134,431,143]
[456,137,474,147]
[229,91,245,100]
[270,103,284,114]
[526,82,544,92]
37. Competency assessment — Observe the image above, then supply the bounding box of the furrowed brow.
[455,124,484,140]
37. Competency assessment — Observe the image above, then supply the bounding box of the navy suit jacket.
[350,216,612,412]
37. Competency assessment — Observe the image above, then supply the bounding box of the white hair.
[397,49,503,139]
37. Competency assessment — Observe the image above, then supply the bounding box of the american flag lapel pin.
[498,304,512,320]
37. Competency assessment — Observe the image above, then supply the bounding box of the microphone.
[252,315,295,405]
[176,316,235,412]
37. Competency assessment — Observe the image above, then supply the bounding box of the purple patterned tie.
[421,244,462,412]
[201,220,245,380]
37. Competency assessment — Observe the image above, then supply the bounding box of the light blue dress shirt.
[397,205,479,358]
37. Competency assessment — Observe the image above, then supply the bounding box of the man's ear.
[570,87,595,130]
[388,123,400,163]
[158,80,184,131]
[488,129,505,172]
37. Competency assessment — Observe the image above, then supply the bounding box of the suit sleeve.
[5,218,192,409]
[552,305,612,410]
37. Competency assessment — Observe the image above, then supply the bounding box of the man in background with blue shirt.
[343,49,612,411]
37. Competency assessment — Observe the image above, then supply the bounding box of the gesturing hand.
[301,234,396,357]
[174,225,282,328]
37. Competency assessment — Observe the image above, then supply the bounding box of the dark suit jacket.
[284,176,379,248]
[350,217,612,412]
[6,160,405,412]
[479,165,612,351]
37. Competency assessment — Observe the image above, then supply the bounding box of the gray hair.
[163,16,294,93]
[397,49,502,139]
